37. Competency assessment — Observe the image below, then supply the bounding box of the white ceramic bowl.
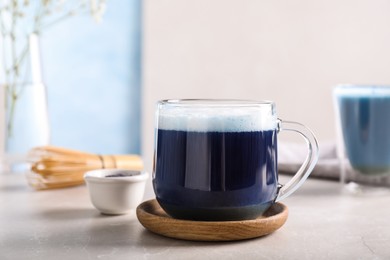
[84,169,148,215]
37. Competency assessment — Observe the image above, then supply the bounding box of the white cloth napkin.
[279,141,390,186]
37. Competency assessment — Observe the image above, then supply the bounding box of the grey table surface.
[1,172,390,260]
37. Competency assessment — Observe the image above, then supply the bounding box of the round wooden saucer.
[136,199,288,242]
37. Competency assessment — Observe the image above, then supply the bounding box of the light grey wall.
[142,0,390,170]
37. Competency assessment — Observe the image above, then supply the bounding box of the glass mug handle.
[275,119,319,202]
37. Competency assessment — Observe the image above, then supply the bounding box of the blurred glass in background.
[42,0,141,154]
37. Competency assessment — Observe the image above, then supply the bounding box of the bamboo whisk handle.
[100,155,144,170]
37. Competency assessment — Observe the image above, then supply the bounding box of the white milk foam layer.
[334,85,390,97]
[158,107,277,132]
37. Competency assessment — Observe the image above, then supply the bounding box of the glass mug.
[153,99,319,221]
[334,85,390,177]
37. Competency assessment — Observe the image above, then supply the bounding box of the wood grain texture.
[136,199,288,242]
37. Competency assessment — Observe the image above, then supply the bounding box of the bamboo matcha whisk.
[26,146,144,190]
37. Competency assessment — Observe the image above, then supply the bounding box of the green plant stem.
[7,93,17,137]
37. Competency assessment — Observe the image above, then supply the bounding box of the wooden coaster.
[136,199,288,242]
